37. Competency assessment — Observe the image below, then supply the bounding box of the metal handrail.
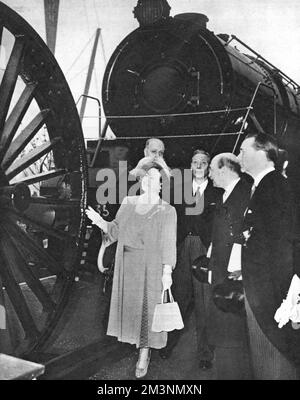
[90,82,276,157]
[232,81,278,153]
[225,35,300,91]
[232,82,277,153]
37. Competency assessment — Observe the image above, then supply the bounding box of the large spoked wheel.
[0,2,87,357]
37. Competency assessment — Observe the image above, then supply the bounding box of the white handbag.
[151,288,184,332]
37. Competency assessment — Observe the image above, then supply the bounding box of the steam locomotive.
[1,0,300,363]
[102,0,300,193]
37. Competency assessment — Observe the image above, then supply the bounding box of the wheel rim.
[0,2,87,356]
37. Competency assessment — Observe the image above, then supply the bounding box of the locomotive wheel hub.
[11,183,31,212]
[0,180,31,212]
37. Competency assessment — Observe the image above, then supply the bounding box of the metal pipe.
[79,28,101,122]
[232,82,263,153]
[76,94,102,138]
[89,121,108,168]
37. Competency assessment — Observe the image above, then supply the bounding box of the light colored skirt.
[107,246,167,349]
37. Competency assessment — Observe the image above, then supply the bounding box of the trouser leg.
[214,346,252,380]
[165,235,207,352]
[165,238,193,350]
[193,276,214,361]
[245,297,297,380]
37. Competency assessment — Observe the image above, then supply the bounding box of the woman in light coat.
[86,162,177,378]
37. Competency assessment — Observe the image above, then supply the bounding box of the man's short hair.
[216,153,241,175]
[245,132,278,163]
[192,149,211,163]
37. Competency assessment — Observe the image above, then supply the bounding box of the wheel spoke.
[0,271,12,353]
[5,137,62,180]
[0,274,5,328]
[0,2,87,356]
[0,36,25,134]
[0,229,40,340]
[11,168,67,186]
[0,84,37,163]
[5,216,62,275]
[2,225,56,313]
[1,109,50,170]
[0,25,3,61]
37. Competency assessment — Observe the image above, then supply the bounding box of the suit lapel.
[222,179,242,206]
[248,170,276,206]
[202,179,214,208]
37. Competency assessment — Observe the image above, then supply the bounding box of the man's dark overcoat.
[208,178,251,347]
[242,170,300,365]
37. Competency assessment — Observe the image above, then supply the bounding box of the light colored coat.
[106,196,177,349]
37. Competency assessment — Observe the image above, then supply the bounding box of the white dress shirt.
[225,177,242,279]
[192,179,208,196]
[222,177,240,203]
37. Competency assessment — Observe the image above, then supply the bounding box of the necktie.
[195,187,204,214]
[243,183,256,218]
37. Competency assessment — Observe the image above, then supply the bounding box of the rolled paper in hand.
[274,274,300,328]
[290,303,300,323]
[274,299,293,328]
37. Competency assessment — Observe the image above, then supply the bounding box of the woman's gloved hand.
[97,234,112,273]
[162,264,173,290]
[274,299,293,328]
[85,206,108,232]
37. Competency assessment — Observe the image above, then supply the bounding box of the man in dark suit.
[160,150,221,370]
[238,132,299,379]
[207,152,252,379]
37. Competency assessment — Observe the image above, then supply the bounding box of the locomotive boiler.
[102,0,300,185]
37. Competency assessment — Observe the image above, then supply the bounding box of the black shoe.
[159,347,173,360]
[199,360,213,370]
